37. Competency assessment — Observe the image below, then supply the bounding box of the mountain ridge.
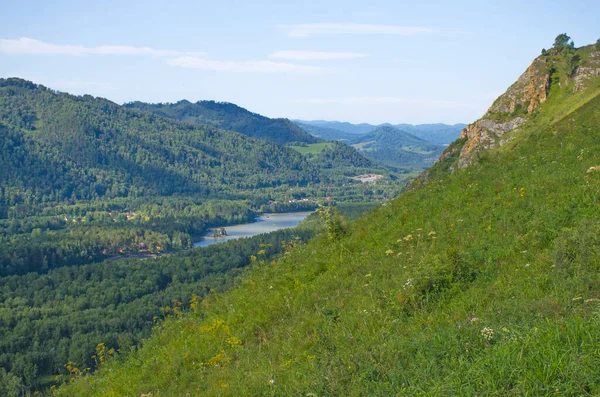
[125,100,320,145]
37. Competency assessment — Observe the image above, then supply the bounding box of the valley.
[1,5,599,394]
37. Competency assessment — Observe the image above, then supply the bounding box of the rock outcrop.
[457,117,527,168]
[442,44,600,170]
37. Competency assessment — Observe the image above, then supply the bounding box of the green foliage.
[595,39,600,51]
[58,67,600,396]
[289,142,332,155]
[350,126,444,169]
[316,206,347,241]
[0,223,318,393]
[553,33,573,50]
[124,100,319,145]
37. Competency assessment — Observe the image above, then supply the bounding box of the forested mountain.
[295,120,377,135]
[58,41,600,396]
[294,120,463,168]
[292,122,357,142]
[125,100,319,145]
[350,125,444,168]
[0,78,322,207]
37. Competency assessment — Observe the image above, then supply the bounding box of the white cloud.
[167,56,323,73]
[279,23,440,38]
[269,50,369,61]
[290,96,478,108]
[0,37,204,57]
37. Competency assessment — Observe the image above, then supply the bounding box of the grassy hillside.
[57,44,600,396]
[289,142,333,155]
[125,100,319,145]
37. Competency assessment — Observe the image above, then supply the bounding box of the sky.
[1,0,599,125]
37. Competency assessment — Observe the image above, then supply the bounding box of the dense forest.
[0,221,319,392]
[124,100,319,145]
[0,79,324,206]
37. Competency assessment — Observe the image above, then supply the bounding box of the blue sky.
[1,0,598,124]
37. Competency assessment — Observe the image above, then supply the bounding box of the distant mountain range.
[295,120,466,145]
[294,120,466,169]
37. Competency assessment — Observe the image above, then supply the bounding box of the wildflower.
[481,327,494,341]
[469,317,479,323]
[403,234,413,241]
[520,187,526,197]
[525,263,530,267]
[269,379,275,385]
[428,231,437,236]
[403,278,414,289]
[385,249,394,255]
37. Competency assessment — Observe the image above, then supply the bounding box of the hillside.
[125,100,319,145]
[295,120,376,135]
[292,121,357,142]
[0,79,322,206]
[350,125,444,168]
[57,42,600,396]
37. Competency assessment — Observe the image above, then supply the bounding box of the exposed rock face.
[457,117,527,168]
[416,44,600,180]
[488,57,551,114]
[574,50,600,91]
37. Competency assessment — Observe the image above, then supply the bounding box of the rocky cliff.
[451,43,600,169]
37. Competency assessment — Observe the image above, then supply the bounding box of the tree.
[553,33,573,50]
[596,39,600,51]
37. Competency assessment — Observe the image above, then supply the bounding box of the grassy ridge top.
[58,71,600,395]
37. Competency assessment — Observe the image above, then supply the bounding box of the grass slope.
[58,87,600,395]
[289,143,333,155]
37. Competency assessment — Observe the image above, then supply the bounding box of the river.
[193,211,314,247]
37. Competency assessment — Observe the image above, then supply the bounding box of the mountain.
[58,41,600,396]
[295,120,465,146]
[295,120,377,135]
[350,125,444,168]
[0,78,324,206]
[292,121,357,141]
[294,121,464,168]
[125,100,319,145]
[392,123,466,145]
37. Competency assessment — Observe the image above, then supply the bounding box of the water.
[193,211,314,247]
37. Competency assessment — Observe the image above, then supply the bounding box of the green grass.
[57,66,600,396]
[289,142,332,155]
